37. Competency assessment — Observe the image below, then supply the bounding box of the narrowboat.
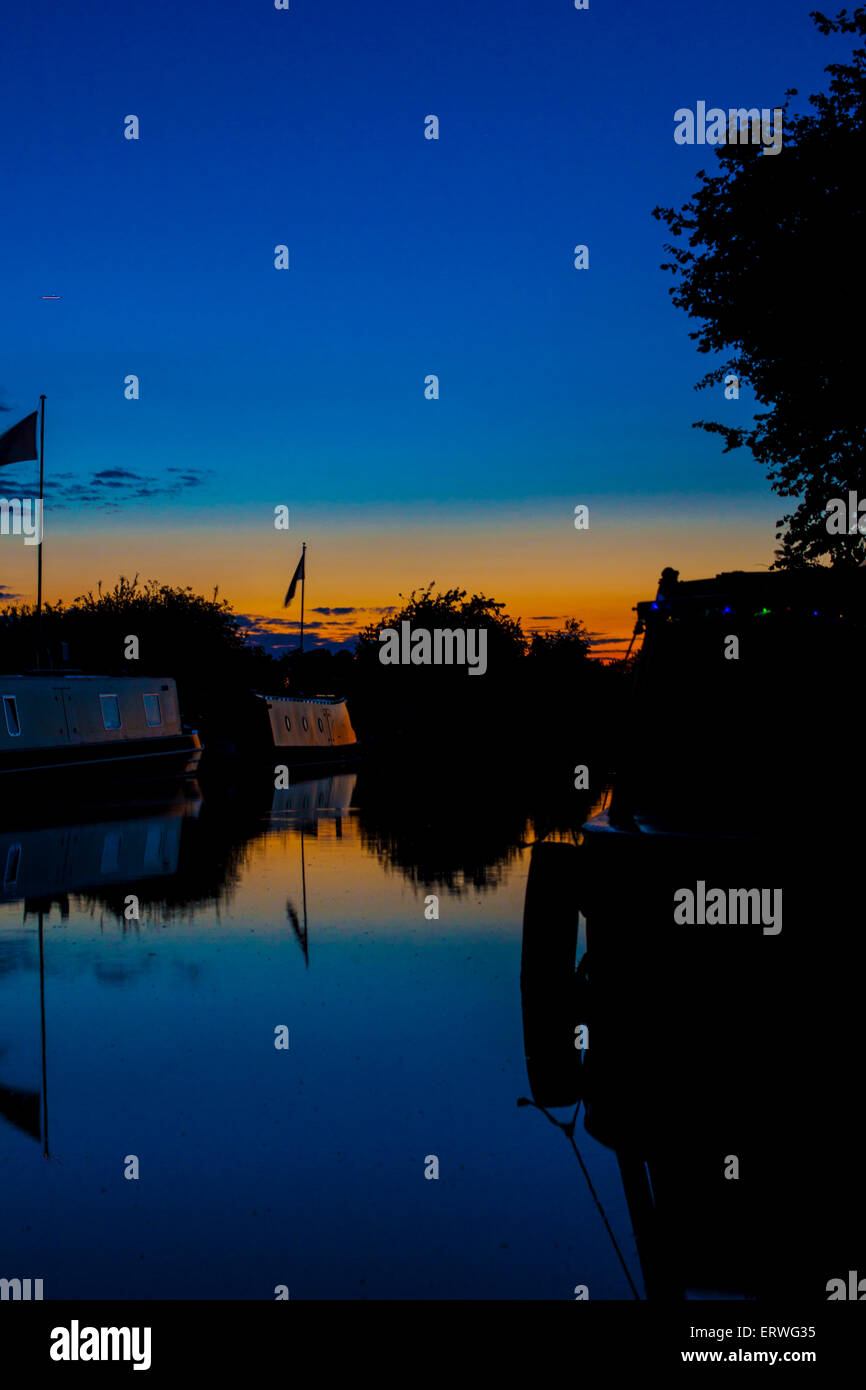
[0,674,202,784]
[590,564,864,838]
[517,566,865,1298]
[256,693,359,763]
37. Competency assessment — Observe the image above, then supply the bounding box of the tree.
[653,7,866,568]
[0,576,278,738]
[527,617,592,667]
[354,582,527,668]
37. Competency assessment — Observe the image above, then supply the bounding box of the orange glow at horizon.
[1,500,782,656]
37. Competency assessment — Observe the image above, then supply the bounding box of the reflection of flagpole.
[300,826,309,968]
[36,395,46,668]
[38,910,50,1158]
[285,810,310,967]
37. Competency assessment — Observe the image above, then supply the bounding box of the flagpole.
[299,541,306,655]
[36,395,45,668]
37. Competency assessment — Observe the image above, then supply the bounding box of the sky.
[0,0,851,655]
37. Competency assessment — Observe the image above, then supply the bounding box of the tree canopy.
[0,575,278,734]
[653,7,866,567]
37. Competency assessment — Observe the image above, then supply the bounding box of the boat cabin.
[257,694,358,761]
[0,675,201,782]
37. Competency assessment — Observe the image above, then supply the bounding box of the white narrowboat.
[0,675,202,784]
[257,694,359,762]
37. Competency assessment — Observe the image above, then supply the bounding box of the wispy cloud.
[0,465,210,510]
[236,612,363,656]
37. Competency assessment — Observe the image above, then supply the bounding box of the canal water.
[0,768,637,1300]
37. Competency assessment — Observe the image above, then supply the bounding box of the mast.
[36,395,46,667]
[299,541,306,655]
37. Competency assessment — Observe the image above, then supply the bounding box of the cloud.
[236,612,364,657]
[238,614,323,634]
[0,465,211,510]
[312,606,357,615]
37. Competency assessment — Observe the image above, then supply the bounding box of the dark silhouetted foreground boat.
[516,566,865,1299]
[0,674,202,786]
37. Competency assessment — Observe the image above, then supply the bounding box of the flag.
[283,549,305,607]
[0,411,38,466]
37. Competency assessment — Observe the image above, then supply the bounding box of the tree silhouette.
[653,6,866,568]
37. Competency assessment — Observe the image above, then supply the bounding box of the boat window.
[100,830,122,873]
[100,694,122,731]
[3,695,21,737]
[301,716,309,732]
[284,716,292,733]
[3,844,21,887]
[143,827,162,865]
[317,717,324,732]
[143,693,162,726]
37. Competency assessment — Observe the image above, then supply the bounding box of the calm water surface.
[0,770,635,1300]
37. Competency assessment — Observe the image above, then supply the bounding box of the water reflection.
[520,827,866,1302]
[1,794,201,910]
[1,767,857,1300]
[1,767,630,1300]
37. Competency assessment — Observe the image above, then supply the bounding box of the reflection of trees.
[355,752,606,896]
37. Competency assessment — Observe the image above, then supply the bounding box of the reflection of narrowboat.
[0,675,202,784]
[0,796,201,905]
[256,694,359,763]
[271,770,357,819]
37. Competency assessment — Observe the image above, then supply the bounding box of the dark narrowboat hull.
[273,741,361,767]
[0,733,202,785]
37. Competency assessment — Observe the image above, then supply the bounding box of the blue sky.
[0,0,851,646]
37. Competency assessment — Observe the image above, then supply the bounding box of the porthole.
[284,716,292,733]
[301,716,309,732]
[316,717,324,733]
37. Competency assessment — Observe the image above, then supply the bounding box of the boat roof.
[1,673,177,683]
[257,693,346,704]
[636,566,866,621]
